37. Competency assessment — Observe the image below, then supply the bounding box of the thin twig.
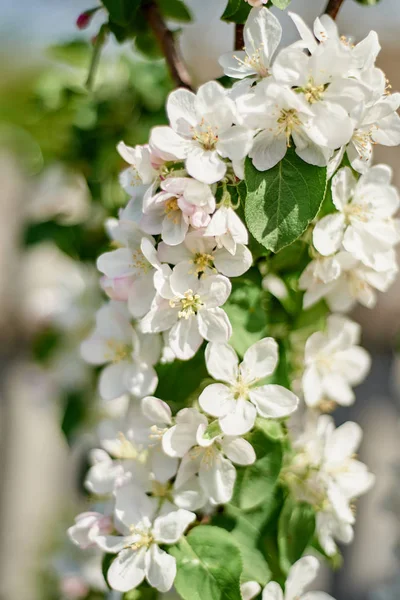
[86,24,107,90]
[324,0,346,20]
[142,0,193,90]
[235,24,245,50]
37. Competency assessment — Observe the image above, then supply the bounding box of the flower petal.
[249,385,299,418]
[313,213,345,256]
[221,437,256,466]
[152,509,196,544]
[241,337,279,383]
[205,342,239,383]
[199,383,236,418]
[285,556,320,599]
[145,545,177,593]
[107,547,146,592]
[219,398,257,436]
[197,308,232,343]
[168,317,203,360]
[199,454,236,504]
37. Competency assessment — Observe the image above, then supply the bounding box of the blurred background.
[0,1,399,599]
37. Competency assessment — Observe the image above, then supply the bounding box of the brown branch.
[235,24,244,50]
[142,0,193,90]
[324,0,346,20]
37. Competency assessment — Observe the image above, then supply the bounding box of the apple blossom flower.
[237,81,333,170]
[117,141,165,195]
[302,314,371,408]
[95,484,196,592]
[80,302,160,401]
[158,229,252,287]
[199,339,299,436]
[300,250,398,312]
[313,166,400,271]
[141,271,232,360]
[150,81,254,184]
[140,177,216,245]
[205,203,249,254]
[261,556,335,600]
[97,223,161,318]
[68,513,113,550]
[219,7,281,85]
[287,414,375,555]
[162,407,256,505]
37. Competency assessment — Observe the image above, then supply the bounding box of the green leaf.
[158,0,192,22]
[101,0,140,26]
[235,541,271,586]
[278,497,316,573]
[354,0,381,4]
[271,0,291,7]
[236,431,282,511]
[101,553,114,589]
[170,526,243,600]
[221,0,251,23]
[255,418,285,441]
[244,149,327,253]
[224,272,268,357]
[135,32,164,59]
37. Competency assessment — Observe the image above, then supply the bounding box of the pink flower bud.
[76,7,98,30]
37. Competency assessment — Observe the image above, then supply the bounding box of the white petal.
[95,534,127,554]
[322,374,355,406]
[250,131,287,171]
[150,126,188,160]
[302,365,323,408]
[249,385,299,418]
[168,317,203,360]
[152,509,196,544]
[167,88,197,134]
[244,7,282,68]
[241,337,279,383]
[141,396,172,426]
[331,167,357,211]
[115,484,156,528]
[219,398,257,436]
[124,363,158,398]
[213,244,253,277]
[186,147,226,185]
[199,383,236,417]
[107,547,146,592]
[241,582,262,600]
[162,408,207,458]
[199,454,236,504]
[99,362,129,401]
[145,545,176,593]
[205,342,239,383]
[199,274,232,308]
[313,213,345,256]
[324,421,362,467]
[262,581,284,600]
[197,308,232,343]
[221,437,256,465]
[217,126,254,161]
[285,556,320,600]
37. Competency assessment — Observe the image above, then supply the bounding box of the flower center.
[131,249,151,273]
[230,376,250,400]
[352,127,375,161]
[151,480,172,499]
[192,119,219,150]
[296,78,325,104]
[128,526,153,550]
[343,202,369,223]
[169,289,204,319]
[149,424,168,443]
[236,45,269,77]
[192,252,215,274]
[164,197,179,214]
[116,433,146,460]
[105,339,131,363]
[276,109,302,147]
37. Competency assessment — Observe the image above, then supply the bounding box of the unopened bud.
[76,7,99,30]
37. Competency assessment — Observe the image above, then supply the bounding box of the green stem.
[86,24,108,90]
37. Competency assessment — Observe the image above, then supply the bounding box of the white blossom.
[299,251,398,312]
[158,229,252,285]
[262,556,335,600]
[199,339,299,435]
[205,203,249,254]
[97,222,161,318]
[95,485,195,592]
[302,315,371,408]
[80,302,160,400]
[141,270,232,360]
[313,166,400,270]
[150,81,253,184]
[162,407,256,505]
[219,7,281,85]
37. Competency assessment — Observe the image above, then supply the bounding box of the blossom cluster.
[67,5,400,599]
